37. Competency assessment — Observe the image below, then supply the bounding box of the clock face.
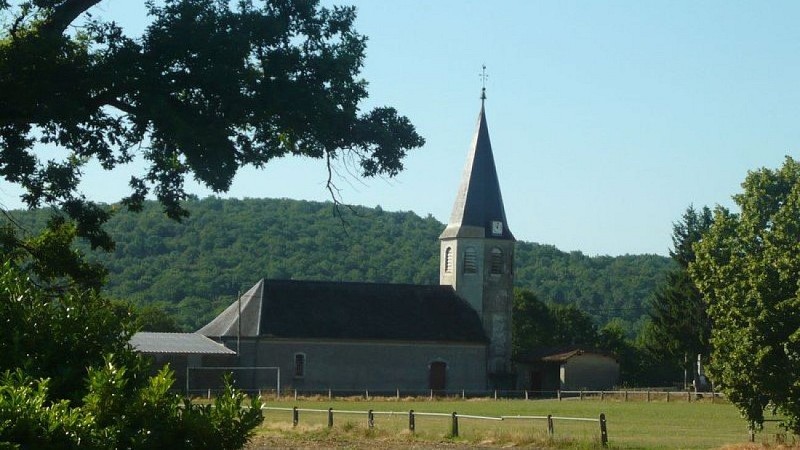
[491,220,503,236]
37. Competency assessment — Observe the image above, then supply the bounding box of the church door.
[529,370,543,393]
[429,362,446,391]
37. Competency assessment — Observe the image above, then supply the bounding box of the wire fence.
[191,386,726,403]
[261,405,609,446]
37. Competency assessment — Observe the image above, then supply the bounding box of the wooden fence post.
[647,390,650,402]
[409,410,415,432]
[600,413,608,447]
[600,390,605,401]
[557,390,562,401]
[368,409,374,429]
[451,412,459,437]
[580,390,584,401]
[624,390,628,402]
[547,414,554,437]
[666,391,670,402]
[327,408,333,428]
[292,406,298,427]
[687,390,691,402]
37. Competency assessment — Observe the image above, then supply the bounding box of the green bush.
[0,263,263,449]
[0,370,99,449]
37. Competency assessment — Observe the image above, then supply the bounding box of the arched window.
[444,247,453,273]
[490,248,503,274]
[294,353,306,378]
[464,247,478,274]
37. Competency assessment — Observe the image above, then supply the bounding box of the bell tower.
[439,85,515,387]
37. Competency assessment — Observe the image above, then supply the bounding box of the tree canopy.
[644,206,713,379]
[0,0,423,284]
[690,156,800,433]
[7,197,673,333]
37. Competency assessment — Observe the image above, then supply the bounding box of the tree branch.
[103,98,138,116]
[40,0,102,36]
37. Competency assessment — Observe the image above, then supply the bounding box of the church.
[133,93,517,393]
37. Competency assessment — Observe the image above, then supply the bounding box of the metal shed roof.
[130,332,236,355]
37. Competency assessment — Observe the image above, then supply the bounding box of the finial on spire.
[479,64,488,103]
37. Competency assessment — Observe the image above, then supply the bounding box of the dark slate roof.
[515,346,617,364]
[130,332,236,355]
[198,279,487,343]
[441,102,514,240]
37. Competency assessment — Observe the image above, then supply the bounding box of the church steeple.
[440,96,514,241]
[439,88,516,388]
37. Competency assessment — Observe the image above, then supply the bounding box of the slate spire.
[440,95,514,241]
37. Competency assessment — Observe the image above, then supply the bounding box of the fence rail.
[197,387,726,403]
[557,389,725,403]
[261,405,608,446]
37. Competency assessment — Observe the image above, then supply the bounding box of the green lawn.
[250,396,789,449]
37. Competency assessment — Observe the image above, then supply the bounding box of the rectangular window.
[294,353,305,378]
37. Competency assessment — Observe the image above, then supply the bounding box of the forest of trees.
[9,196,673,333]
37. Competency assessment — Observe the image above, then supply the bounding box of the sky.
[2,1,799,256]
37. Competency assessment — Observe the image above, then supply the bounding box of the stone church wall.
[222,338,487,392]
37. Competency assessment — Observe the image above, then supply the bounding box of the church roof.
[198,279,487,343]
[440,101,514,240]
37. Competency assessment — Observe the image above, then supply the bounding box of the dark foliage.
[644,206,713,381]
[0,0,423,287]
[3,197,672,334]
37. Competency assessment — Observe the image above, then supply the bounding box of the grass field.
[246,396,793,449]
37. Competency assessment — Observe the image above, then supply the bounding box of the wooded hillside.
[9,197,672,332]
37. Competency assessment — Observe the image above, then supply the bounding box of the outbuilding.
[516,346,619,392]
[130,332,237,392]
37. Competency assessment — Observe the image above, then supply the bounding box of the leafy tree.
[0,362,263,449]
[0,261,132,401]
[690,156,800,433]
[512,288,598,354]
[646,206,713,381]
[512,289,553,356]
[0,263,263,449]
[0,0,424,283]
[549,303,598,345]
[0,217,107,290]
[131,303,183,333]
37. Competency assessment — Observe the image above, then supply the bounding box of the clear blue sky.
[2,1,798,256]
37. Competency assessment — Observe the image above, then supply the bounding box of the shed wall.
[561,354,619,390]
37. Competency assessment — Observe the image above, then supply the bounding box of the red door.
[429,362,446,390]
[530,370,543,393]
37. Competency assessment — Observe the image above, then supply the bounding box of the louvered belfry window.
[445,247,453,273]
[490,247,503,274]
[464,247,478,274]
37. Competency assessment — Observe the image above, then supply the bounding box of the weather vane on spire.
[480,64,488,102]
